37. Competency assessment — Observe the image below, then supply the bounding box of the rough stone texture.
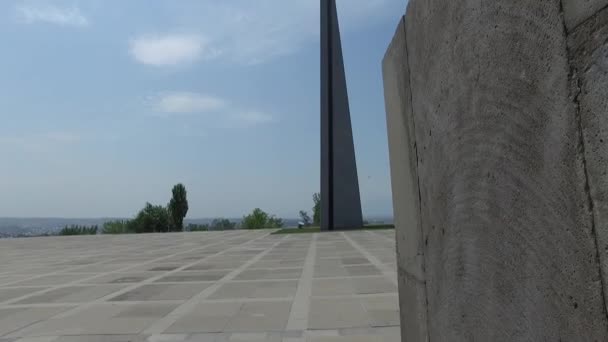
[383,0,608,340]
[562,0,608,31]
[382,17,428,342]
[568,4,608,314]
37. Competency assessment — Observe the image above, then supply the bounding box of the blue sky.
[0,0,406,219]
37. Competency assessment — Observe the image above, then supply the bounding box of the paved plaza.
[0,230,400,341]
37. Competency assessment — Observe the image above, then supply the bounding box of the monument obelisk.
[320,0,363,231]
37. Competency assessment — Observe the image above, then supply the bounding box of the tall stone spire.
[320,0,363,230]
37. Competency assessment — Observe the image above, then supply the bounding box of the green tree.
[133,203,170,233]
[168,184,189,232]
[242,208,269,229]
[299,211,311,227]
[312,193,321,226]
[267,216,284,228]
[241,208,283,229]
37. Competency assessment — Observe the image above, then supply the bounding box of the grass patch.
[362,224,395,230]
[59,225,98,236]
[272,227,321,234]
[272,224,394,235]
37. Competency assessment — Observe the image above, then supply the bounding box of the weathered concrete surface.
[568,4,608,314]
[382,0,608,340]
[562,0,608,31]
[382,17,428,342]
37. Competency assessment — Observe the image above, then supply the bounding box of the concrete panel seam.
[563,0,608,33]
[561,0,608,323]
[402,16,432,342]
[573,71,608,323]
[400,267,426,284]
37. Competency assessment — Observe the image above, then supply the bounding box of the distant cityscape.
[0,216,394,238]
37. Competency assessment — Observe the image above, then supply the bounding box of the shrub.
[102,220,135,234]
[267,216,284,228]
[210,218,237,230]
[59,225,98,236]
[187,224,210,232]
[242,208,284,229]
[132,203,170,233]
[242,208,268,229]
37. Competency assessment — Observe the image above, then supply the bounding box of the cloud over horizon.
[130,34,220,67]
[16,3,89,27]
[236,111,275,125]
[149,92,275,126]
[128,0,398,66]
[155,92,226,114]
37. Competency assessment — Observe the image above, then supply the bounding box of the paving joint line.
[285,233,317,331]
[141,233,288,335]
[2,232,271,339]
[0,232,243,306]
[0,231,240,290]
[47,232,272,320]
[341,232,398,286]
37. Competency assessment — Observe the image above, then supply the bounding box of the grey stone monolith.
[320,0,363,231]
[383,0,608,340]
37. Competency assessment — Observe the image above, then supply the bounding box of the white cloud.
[154,92,226,114]
[130,34,219,67]
[132,0,400,66]
[150,92,274,126]
[237,111,275,124]
[16,4,89,27]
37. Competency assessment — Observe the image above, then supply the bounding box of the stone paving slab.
[0,230,400,341]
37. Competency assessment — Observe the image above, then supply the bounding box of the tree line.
[99,183,189,234]
[59,185,322,235]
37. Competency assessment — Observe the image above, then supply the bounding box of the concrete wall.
[383,0,608,340]
[382,18,428,342]
[562,0,608,30]
[567,3,608,315]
